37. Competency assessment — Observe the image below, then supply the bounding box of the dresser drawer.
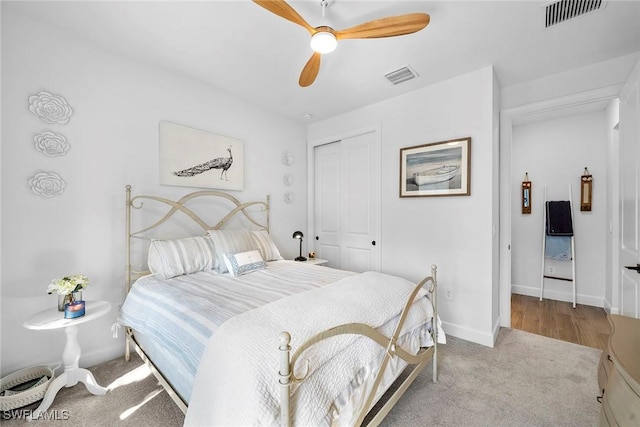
[600,316,640,427]
[603,368,640,426]
[599,350,613,390]
[600,398,617,427]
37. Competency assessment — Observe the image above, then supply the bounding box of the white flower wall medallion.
[281,151,294,166]
[284,190,295,204]
[33,131,70,156]
[29,171,66,197]
[28,91,74,124]
[283,172,294,186]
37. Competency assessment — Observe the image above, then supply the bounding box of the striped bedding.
[118,260,355,402]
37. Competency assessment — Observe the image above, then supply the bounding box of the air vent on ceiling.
[545,0,607,28]
[385,65,418,85]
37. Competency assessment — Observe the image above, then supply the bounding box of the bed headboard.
[125,185,270,293]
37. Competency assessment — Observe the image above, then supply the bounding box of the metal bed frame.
[278,265,438,426]
[123,185,438,426]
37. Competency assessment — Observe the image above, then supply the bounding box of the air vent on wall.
[545,0,607,28]
[384,65,418,85]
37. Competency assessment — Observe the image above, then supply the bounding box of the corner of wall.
[442,321,496,348]
[492,317,502,347]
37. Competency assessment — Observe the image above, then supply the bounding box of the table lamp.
[292,231,307,261]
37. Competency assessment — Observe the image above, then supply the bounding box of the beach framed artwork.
[159,121,244,191]
[399,137,471,197]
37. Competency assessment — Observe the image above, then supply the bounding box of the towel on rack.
[545,235,572,261]
[546,201,573,236]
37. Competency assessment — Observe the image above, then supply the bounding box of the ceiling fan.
[252,0,430,87]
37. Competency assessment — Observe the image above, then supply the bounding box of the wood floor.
[511,293,610,351]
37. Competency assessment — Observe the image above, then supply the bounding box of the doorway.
[499,85,621,330]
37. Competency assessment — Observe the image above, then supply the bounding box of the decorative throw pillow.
[148,236,217,280]
[251,230,283,261]
[223,250,267,277]
[207,229,258,273]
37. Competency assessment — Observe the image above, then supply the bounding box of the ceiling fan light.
[310,31,337,54]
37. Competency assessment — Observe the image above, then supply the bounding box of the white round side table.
[22,300,112,420]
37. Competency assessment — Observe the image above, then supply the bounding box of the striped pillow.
[251,230,283,261]
[148,236,217,280]
[207,229,258,273]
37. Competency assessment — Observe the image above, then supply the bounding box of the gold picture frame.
[580,167,592,211]
[522,173,532,214]
[400,137,471,197]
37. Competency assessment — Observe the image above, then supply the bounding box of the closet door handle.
[316,236,319,240]
[625,264,640,274]
[371,241,376,246]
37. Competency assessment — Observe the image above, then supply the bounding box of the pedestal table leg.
[28,324,107,421]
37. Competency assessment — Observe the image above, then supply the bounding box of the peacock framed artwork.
[159,121,244,191]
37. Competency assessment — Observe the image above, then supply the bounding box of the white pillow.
[207,229,257,273]
[148,236,217,280]
[251,230,283,261]
[223,250,267,276]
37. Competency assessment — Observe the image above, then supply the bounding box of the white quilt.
[185,271,443,426]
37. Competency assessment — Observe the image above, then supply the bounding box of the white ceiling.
[9,0,640,123]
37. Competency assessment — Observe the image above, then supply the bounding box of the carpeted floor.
[1,327,602,426]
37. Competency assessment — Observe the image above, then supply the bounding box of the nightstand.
[22,300,112,419]
[296,258,329,266]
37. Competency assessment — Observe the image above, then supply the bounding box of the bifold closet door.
[313,131,380,272]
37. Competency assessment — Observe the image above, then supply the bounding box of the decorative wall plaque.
[29,171,66,197]
[28,91,74,125]
[33,131,70,156]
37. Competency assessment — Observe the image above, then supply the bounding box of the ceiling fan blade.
[336,13,430,40]
[253,0,315,34]
[299,52,322,87]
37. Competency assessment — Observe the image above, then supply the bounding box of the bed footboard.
[278,264,438,427]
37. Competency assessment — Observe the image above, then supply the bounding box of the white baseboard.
[492,317,502,346]
[511,284,604,308]
[602,297,620,315]
[441,321,495,348]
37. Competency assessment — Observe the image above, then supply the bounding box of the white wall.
[501,53,639,109]
[511,111,607,305]
[308,67,499,346]
[1,8,307,375]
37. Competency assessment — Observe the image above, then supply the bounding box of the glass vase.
[57,291,82,311]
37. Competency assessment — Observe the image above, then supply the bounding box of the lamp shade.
[292,231,304,239]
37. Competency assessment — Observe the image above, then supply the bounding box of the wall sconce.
[580,167,592,212]
[292,231,307,261]
[522,172,532,215]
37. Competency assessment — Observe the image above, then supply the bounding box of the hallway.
[511,293,610,351]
